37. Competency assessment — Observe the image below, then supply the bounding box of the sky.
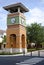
[0,0,44,30]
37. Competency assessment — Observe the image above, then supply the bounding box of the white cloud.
[0,7,44,30]
[26,8,44,26]
[0,7,7,30]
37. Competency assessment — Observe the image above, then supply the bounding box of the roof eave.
[3,3,29,12]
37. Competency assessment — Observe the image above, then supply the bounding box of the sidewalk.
[0,50,44,57]
[26,50,44,56]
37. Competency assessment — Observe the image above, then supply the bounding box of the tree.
[3,35,6,43]
[26,23,44,48]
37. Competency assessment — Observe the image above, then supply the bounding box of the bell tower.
[3,3,29,53]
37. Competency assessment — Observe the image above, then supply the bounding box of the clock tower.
[3,3,29,53]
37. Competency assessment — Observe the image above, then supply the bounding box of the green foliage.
[41,42,44,48]
[26,23,44,44]
[3,35,6,43]
[41,42,44,45]
[27,48,36,52]
[0,52,22,55]
[27,48,44,52]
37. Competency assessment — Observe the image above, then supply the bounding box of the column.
[22,35,27,53]
[16,34,22,52]
[18,7,20,12]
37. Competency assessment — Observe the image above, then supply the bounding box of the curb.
[0,54,23,57]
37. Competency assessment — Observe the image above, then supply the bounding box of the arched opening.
[10,34,16,48]
[22,34,25,48]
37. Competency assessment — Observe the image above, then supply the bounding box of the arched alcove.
[22,34,25,48]
[10,34,16,48]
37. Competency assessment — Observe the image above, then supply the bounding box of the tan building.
[3,3,29,53]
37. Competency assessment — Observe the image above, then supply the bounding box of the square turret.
[3,3,29,53]
[3,3,29,26]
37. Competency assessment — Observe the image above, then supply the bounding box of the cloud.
[0,7,44,30]
[26,8,44,26]
[0,7,7,30]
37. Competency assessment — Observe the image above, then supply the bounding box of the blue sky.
[0,0,44,30]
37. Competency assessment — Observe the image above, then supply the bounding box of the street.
[0,55,44,65]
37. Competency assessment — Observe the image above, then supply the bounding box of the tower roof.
[3,3,29,13]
